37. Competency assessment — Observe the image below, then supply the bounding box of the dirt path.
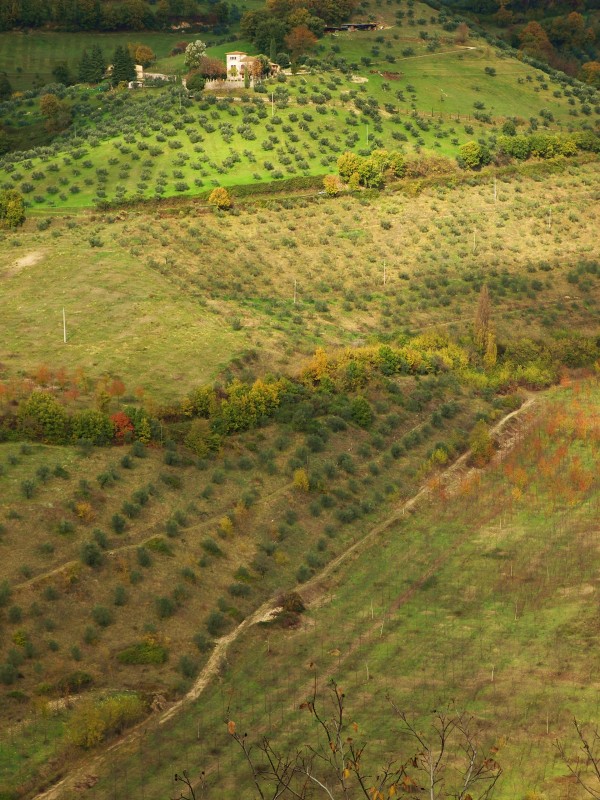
[32,394,537,800]
[4,250,45,277]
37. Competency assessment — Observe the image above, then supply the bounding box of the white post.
[62,308,67,343]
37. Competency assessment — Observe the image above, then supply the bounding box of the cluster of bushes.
[301,329,600,399]
[337,149,405,189]
[462,333,599,393]
[116,637,168,665]
[180,377,291,446]
[301,334,470,391]
[1,391,154,446]
[497,130,599,160]
[67,692,147,748]
[0,188,25,228]
[460,131,600,169]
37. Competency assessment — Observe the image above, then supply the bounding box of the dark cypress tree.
[90,44,106,82]
[78,50,93,82]
[0,72,13,101]
[52,62,73,86]
[111,45,136,85]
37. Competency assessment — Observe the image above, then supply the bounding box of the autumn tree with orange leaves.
[285,25,317,62]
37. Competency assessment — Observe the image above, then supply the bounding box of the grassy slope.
[0,4,599,796]
[0,226,240,399]
[62,379,600,800]
[0,370,498,796]
[1,0,598,211]
[1,161,599,399]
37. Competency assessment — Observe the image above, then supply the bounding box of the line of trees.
[5,392,153,446]
[0,0,234,32]
[240,0,358,64]
[77,45,140,86]
[443,0,599,76]
[458,130,600,170]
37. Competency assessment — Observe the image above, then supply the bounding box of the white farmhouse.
[225,51,280,81]
[226,51,247,79]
